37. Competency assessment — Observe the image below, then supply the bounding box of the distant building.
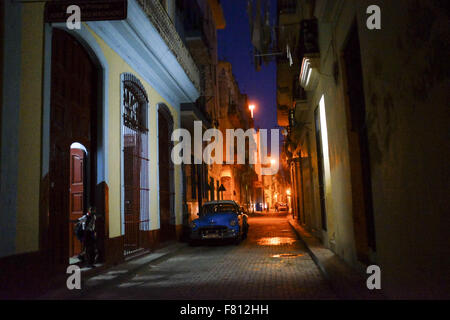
[177,0,226,231]
[216,61,258,211]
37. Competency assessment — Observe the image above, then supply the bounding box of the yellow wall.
[14,5,184,253]
[86,25,182,237]
[295,0,450,297]
[15,3,45,254]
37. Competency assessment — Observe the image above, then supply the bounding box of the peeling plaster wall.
[356,0,450,298]
[297,0,449,298]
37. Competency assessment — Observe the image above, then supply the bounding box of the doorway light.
[319,95,331,188]
[70,142,88,154]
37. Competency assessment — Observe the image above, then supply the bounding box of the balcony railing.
[137,0,201,93]
[278,0,297,14]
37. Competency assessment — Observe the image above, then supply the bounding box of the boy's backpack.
[74,221,84,241]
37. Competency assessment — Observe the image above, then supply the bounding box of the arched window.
[121,73,150,255]
[158,104,176,241]
[123,74,148,132]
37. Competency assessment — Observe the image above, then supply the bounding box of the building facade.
[278,0,449,298]
[217,61,258,211]
[178,0,226,228]
[0,0,203,296]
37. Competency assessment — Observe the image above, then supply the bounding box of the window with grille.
[121,73,150,255]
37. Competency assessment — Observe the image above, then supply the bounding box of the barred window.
[123,74,148,132]
[121,73,150,256]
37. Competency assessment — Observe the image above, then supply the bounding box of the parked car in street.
[255,202,264,212]
[275,202,289,212]
[190,200,249,244]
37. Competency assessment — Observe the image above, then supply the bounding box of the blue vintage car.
[189,200,249,244]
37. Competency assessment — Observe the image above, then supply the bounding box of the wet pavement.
[70,213,336,300]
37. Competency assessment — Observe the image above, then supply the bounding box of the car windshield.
[201,203,237,215]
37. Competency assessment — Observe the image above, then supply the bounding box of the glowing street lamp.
[249,104,255,118]
[286,189,291,196]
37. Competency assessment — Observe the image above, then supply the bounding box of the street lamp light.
[249,104,255,118]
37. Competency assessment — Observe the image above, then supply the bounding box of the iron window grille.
[123,73,149,133]
[121,73,150,256]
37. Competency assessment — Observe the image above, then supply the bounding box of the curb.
[287,217,385,300]
[39,242,187,299]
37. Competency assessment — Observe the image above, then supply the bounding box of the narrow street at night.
[45,213,336,300]
[1,0,449,311]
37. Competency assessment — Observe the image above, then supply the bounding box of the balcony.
[278,0,297,15]
[175,0,212,65]
[180,97,212,132]
[136,0,201,93]
[299,18,320,91]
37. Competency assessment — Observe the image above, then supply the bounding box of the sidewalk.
[39,242,187,299]
[288,216,385,300]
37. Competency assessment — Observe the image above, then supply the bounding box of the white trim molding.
[87,0,200,109]
[300,54,320,91]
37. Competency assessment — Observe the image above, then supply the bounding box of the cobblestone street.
[78,214,336,300]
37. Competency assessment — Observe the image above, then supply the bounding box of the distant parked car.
[275,202,289,212]
[190,200,249,244]
[255,202,264,212]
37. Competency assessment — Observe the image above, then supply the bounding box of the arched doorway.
[49,29,99,268]
[158,105,176,242]
[69,142,88,260]
[121,73,150,256]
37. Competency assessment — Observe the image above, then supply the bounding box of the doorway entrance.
[314,107,328,231]
[121,73,150,256]
[49,29,98,268]
[342,22,376,264]
[158,106,176,242]
[69,143,88,258]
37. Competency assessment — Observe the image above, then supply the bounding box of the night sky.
[218,0,278,132]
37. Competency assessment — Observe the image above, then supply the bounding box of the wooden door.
[342,22,376,264]
[123,136,142,254]
[49,29,97,268]
[69,148,85,257]
[158,110,175,241]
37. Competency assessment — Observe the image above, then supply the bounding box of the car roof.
[203,200,238,206]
